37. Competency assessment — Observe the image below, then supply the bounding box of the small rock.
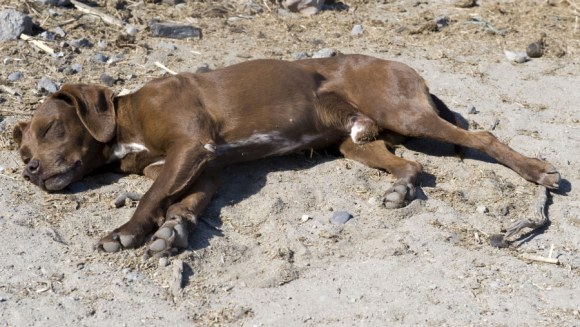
[37,77,59,93]
[195,64,211,73]
[330,211,352,225]
[526,34,546,58]
[159,257,169,267]
[0,9,33,41]
[476,205,488,214]
[107,53,124,65]
[454,0,476,8]
[301,214,311,222]
[70,63,82,73]
[149,21,202,39]
[467,105,478,114]
[97,40,107,51]
[40,31,56,41]
[35,0,71,6]
[293,52,309,60]
[312,48,336,58]
[435,16,449,28]
[490,119,500,130]
[8,71,23,82]
[504,50,529,63]
[0,293,9,302]
[157,41,177,50]
[70,38,92,48]
[54,26,66,37]
[100,74,115,87]
[126,25,138,36]
[94,53,108,63]
[351,24,363,36]
[281,0,325,16]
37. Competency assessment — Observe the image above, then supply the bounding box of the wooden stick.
[520,253,560,265]
[70,0,125,27]
[19,34,55,55]
[154,61,178,75]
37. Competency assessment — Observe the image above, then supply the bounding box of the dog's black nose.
[23,159,40,181]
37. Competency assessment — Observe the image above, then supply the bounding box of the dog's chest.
[108,143,162,173]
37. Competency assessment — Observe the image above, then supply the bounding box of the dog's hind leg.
[339,137,423,208]
[145,169,221,258]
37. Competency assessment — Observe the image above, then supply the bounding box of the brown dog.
[13,54,560,256]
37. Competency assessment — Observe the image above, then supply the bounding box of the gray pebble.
[40,31,56,41]
[157,41,177,50]
[195,64,211,73]
[526,41,544,58]
[100,74,115,87]
[476,205,488,214]
[71,38,92,48]
[159,257,169,267]
[0,9,33,41]
[71,63,82,73]
[94,53,109,63]
[312,48,336,58]
[467,105,478,114]
[54,26,66,37]
[504,50,529,64]
[126,25,138,36]
[351,24,363,36]
[293,52,309,60]
[330,211,352,225]
[8,71,23,82]
[37,77,59,93]
[107,53,124,65]
[97,40,107,51]
[435,16,449,28]
[149,21,202,39]
[35,0,71,6]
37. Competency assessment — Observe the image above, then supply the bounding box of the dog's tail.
[430,94,466,158]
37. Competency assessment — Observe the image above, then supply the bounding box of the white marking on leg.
[350,122,366,143]
[108,143,149,162]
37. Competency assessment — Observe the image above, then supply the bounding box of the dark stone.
[149,21,202,39]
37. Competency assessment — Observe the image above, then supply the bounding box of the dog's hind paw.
[382,182,416,209]
[537,167,560,190]
[144,217,189,258]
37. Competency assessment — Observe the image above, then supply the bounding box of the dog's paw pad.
[101,241,121,253]
[382,183,415,209]
[144,218,188,258]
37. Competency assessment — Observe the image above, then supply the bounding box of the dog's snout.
[23,159,40,180]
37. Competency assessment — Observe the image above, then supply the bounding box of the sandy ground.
[0,0,579,325]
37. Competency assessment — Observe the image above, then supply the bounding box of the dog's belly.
[216,131,340,163]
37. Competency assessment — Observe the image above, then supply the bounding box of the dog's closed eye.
[40,120,65,139]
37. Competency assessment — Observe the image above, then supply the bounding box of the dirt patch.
[0,0,579,325]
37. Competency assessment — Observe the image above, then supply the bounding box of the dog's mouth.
[40,160,82,191]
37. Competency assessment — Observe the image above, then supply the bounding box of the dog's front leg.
[97,144,215,253]
[144,168,221,258]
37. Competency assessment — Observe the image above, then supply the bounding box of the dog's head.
[13,84,116,191]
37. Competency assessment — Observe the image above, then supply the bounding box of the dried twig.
[520,253,560,265]
[490,185,549,248]
[154,61,178,75]
[111,192,142,208]
[19,34,55,55]
[70,0,125,27]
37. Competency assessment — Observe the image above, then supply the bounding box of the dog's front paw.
[144,217,189,258]
[96,230,142,253]
[382,182,416,209]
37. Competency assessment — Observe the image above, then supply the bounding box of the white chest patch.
[108,143,149,162]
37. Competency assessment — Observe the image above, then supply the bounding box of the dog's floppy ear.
[12,122,29,146]
[58,84,116,143]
